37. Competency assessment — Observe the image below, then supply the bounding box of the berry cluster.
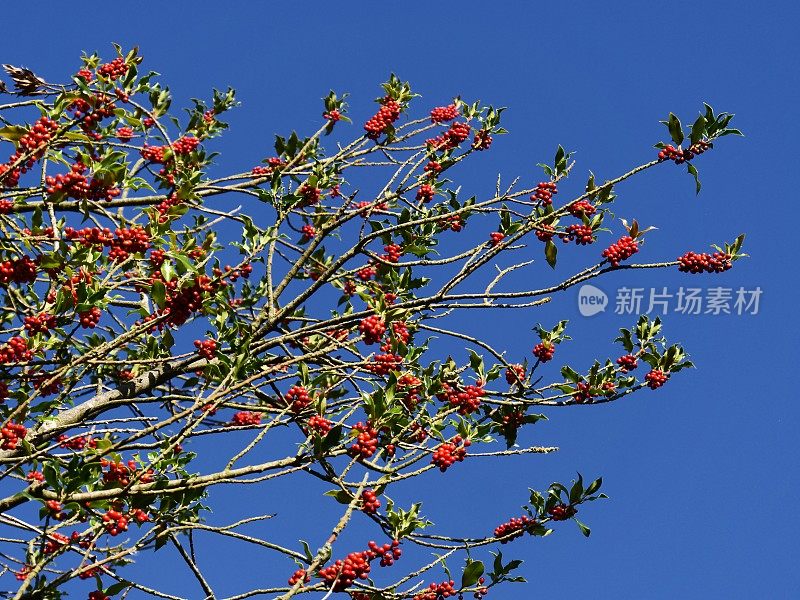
[364,98,401,140]
[361,489,381,514]
[64,225,151,262]
[364,353,403,376]
[23,313,57,335]
[548,503,577,521]
[58,434,96,450]
[359,315,386,345]
[100,458,153,487]
[356,266,376,281]
[427,122,470,150]
[117,126,134,142]
[306,414,332,435]
[0,337,32,363]
[431,436,470,472]
[440,214,464,232]
[423,160,442,178]
[530,181,557,205]
[102,509,128,535]
[436,382,484,415]
[644,369,669,389]
[42,532,70,555]
[231,411,263,426]
[288,569,310,586]
[78,307,102,329]
[489,231,505,246]
[1,422,27,450]
[0,256,38,285]
[300,224,316,240]
[413,580,458,600]
[657,140,711,163]
[535,223,556,242]
[286,385,312,413]
[567,200,596,217]
[505,363,526,385]
[88,592,110,600]
[68,94,118,141]
[97,57,129,80]
[532,342,555,362]
[355,200,389,216]
[381,243,403,263]
[388,320,410,347]
[397,374,423,408]
[194,339,217,360]
[142,274,218,330]
[564,224,594,245]
[153,192,186,222]
[45,161,121,202]
[494,515,536,543]
[297,184,322,206]
[171,136,200,155]
[601,381,616,396]
[416,183,435,203]
[430,104,459,123]
[323,109,341,122]
[472,129,493,150]
[349,421,380,459]
[501,409,526,433]
[0,117,59,188]
[616,354,638,372]
[318,550,373,591]
[367,539,402,567]
[572,381,594,404]
[46,500,65,519]
[602,236,639,267]
[677,251,732,273]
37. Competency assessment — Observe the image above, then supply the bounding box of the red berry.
[602,236,639,267]
[532,342,555,362]
[644,369,669,389]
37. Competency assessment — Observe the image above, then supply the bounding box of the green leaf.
[160,261,175,282]
[585,477,603,496]
[687,163,701,194]
[462,559,485,588]
[468,349,484,376]
[575,519,591,537]
[544,239,557,269]
[561,365,581,383]
[667,113,684,146]
[569,473,584,504]
[0,125,28,144]
[105,581,132,596]
[324,489,352,504]
[38,253,63,270]
[151,280,166,309]
[300,540,313,562]
[689,115,706,145]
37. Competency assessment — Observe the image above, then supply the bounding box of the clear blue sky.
[2,2,798,598]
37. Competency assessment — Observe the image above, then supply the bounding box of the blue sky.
[2,1,798,598]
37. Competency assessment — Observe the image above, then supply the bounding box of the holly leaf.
[575,518,591,537]
[666,113,684,146]
[544,239,557,268]
[687,163,701,194]
[462,559,485,588]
